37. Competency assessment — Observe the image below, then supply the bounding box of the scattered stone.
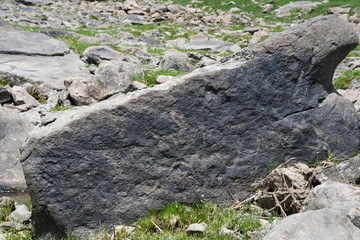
[15,0,51,6]
[156,75,176,84]
[328,7,352,14]
[8,204,31,223]
[182,39,241,52]
[11,86,39,109]
[82,46,138,65]
[121,14,151,25]
[161,49,195,72]
[0,221,24,231]
[275,1,320,18]
[186,222,207,234]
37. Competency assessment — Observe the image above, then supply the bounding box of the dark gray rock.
[0,107,32,191]
[0,87,12,104]
[21,16,360,237]
[15,0,51,6]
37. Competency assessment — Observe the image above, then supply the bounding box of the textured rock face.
[0,107,32,191]
[21,16,360,236]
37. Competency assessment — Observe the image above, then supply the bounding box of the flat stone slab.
[182,40,241,52]
[0,52,85,90]
[0,27,70,56]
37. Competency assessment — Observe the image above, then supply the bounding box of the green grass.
[333,69,360,90]
[55,35,97,54]
[120,202,264,240]
[50,105,71,112]
[0,79,8,87]
[133,69,186,87]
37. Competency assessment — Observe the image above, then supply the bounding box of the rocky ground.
[2,0,360,239]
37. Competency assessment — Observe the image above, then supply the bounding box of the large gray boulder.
[21,16,360,237]
[0,107,32,191]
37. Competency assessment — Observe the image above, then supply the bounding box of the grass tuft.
[333,69,360,90]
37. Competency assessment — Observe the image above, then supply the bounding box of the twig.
[150,219,163,232]
[226,187,238,202]
[182,175,203,202]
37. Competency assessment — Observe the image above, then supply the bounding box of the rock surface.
[21,16,360,236]
[0,107,32,191]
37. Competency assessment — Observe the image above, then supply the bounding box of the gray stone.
[0,52,85,90]
[66,61,139,105]
[263,203,360,240]
[328,7,352,15]
[186,223,207,234]
[182,40,241,53]
[275,1,320,18]
[316,155,360,184]
[161,49,196,72]
[0,26,69,56]
[303,181,360,211]
[21,16,360,237]
[82,46,138,65]
[11,86,39,110]
[9,204,31,223]
[0,87,12,104]
[121,15,151,25]
[15,0,51,6]
[0,107,32,191]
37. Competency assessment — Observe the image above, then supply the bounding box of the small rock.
[0,87,12,104]
[328,7,351,14]
[186,222,207,234]
[8,204,31,223]
[82,46,138,65]
[10,86,39,110]
[156,75,176,84]
[161,49,195,72]
[114,225,135,236]
[0,221,24,231]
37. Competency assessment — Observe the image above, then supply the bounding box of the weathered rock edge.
[21,15,360,237]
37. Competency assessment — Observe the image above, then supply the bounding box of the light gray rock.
[9,204,31,223]
[0,25,69,56]
[82,46,138,65]
[316,155,360,183]
[186,222,207,234]
[66,61,139,105]
[11,86,39,110]
[161,49,195,72]
[182,40,241,53]
[21,16,360,237]
[303,181,360,211]
[0,107,32,191]
[275,1,320,18]
[121,15,151,25]
[263,203,360,240]
[0,52,85,90]
[328,7,352,14]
